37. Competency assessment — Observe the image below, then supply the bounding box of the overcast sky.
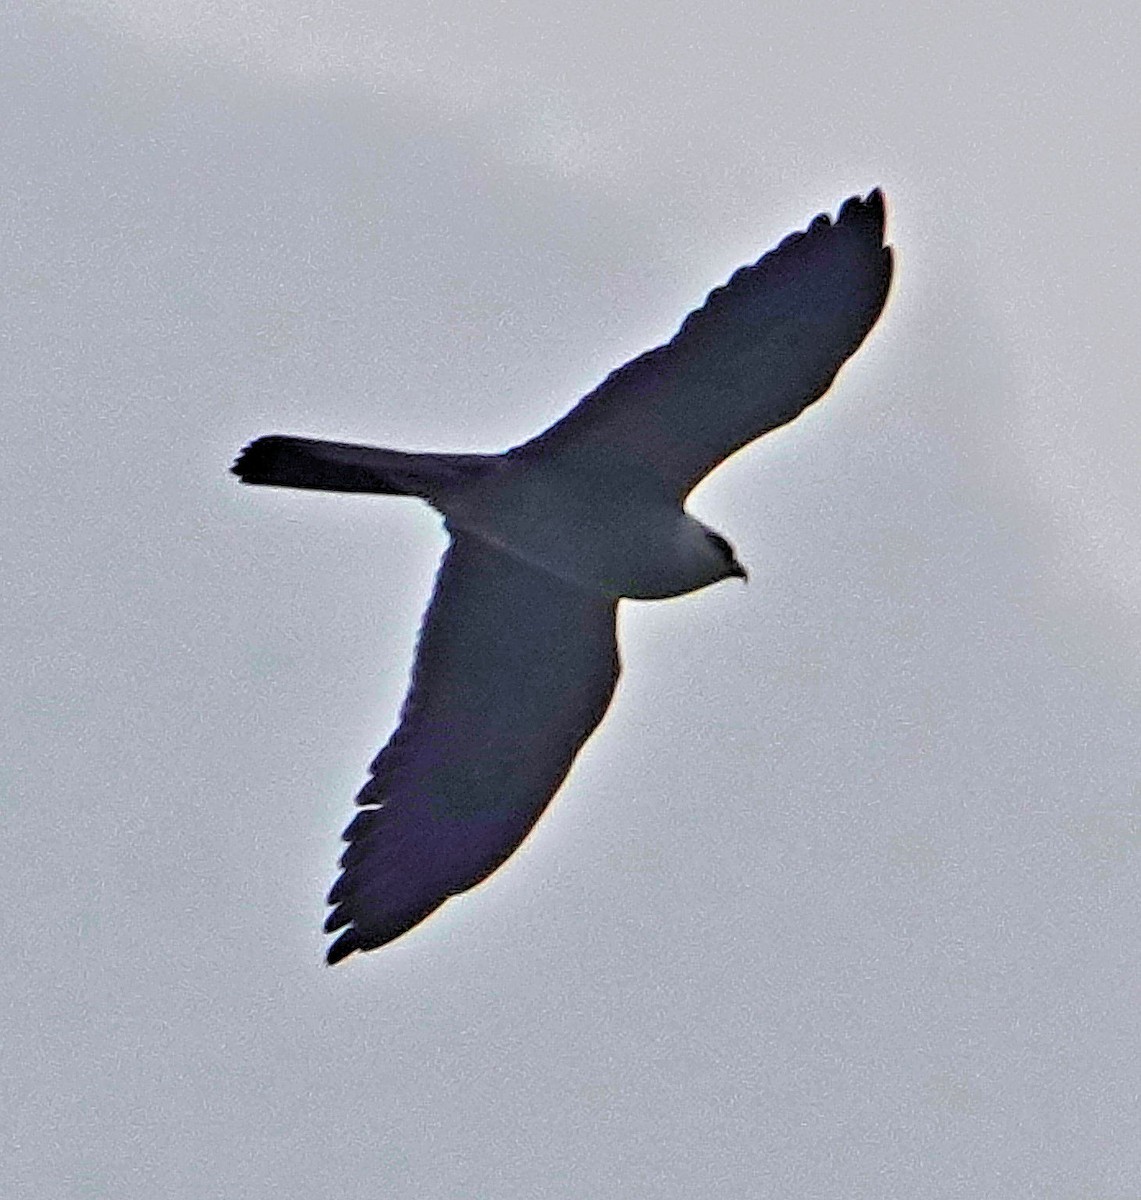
[3,2,1139,1197]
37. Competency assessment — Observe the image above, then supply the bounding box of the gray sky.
[4,2,1138,1197]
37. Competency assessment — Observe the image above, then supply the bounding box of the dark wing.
[515,190,893,498]
[324,533,620,963]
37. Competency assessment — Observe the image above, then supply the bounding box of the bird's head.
[703,529,748,584]
[627,516,748,598]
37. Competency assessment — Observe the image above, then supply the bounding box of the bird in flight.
[232,190,894,963]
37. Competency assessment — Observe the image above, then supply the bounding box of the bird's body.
[232,190,894,963]
[445,451,740,599]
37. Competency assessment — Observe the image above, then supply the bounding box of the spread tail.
[231,435,492,501]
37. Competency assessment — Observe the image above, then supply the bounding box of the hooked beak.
[729,560,749,583]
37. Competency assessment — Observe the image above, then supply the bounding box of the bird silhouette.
[232,190,894,963]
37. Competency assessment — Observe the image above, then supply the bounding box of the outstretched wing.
[516,190,893,498]
[324,532,620,963]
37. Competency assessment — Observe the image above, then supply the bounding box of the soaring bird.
[232,190,894,963]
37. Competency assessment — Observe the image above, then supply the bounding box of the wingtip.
[326,929,360,965]
[835,187,887,245]
[865,186,886,225]
[322,893,450,963]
